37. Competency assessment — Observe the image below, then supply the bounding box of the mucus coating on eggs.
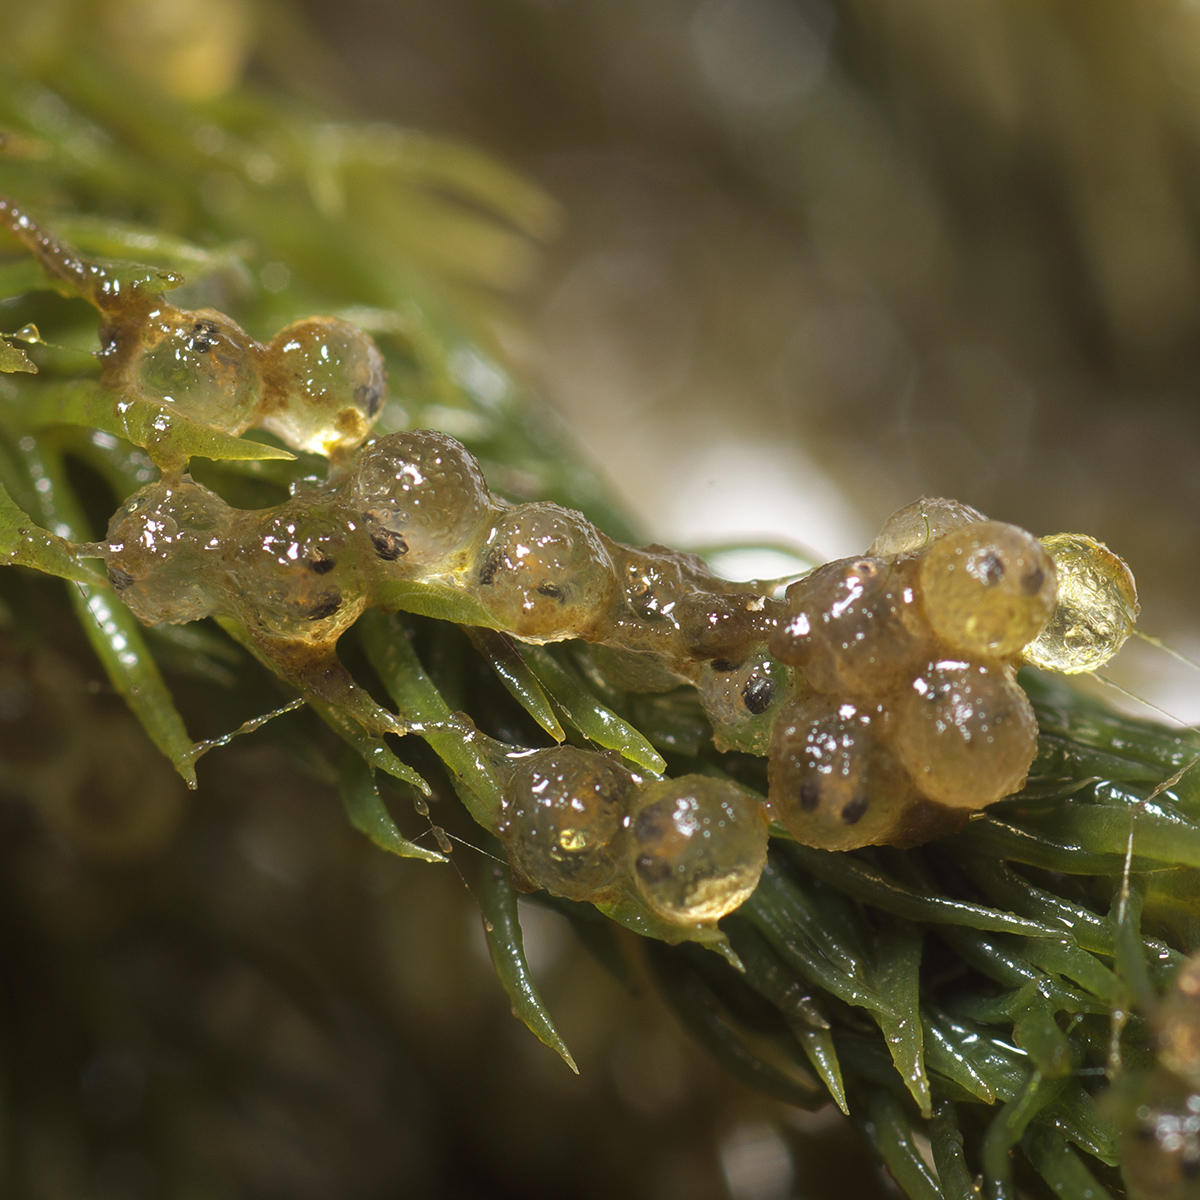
[629,775,767,924]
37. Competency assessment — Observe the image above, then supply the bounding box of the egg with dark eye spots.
[766,692,918,851]
[226,499,367,640]
[350,430,492,573]
[918,521,1057,660]
[628,775,766,924]
[134,307,261,431]
[475,502,617,641]
[498,747,632,901]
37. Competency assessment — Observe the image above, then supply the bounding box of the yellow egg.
[1024,533,1139,673]
[498,747,631,901]
[766,692,917,850]
[258,317,386,457]
[892,657,1037,808]
[918,521,1057,660]
[770,555,930,699]
[629,775,767,925]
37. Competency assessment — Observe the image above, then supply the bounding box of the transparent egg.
[475,502,617,641]
[259,317,386,457]
[892,658,1037,808]
[348,430,492,572]
[614,545,708,625]
[766,692,916,850]
[227,499,367,640]
[769,556,928,699]
[629,775,767,925]
[697,649,788,755]
[133,306,261,431]
[868,497,987,557]
[1023,533,1139,674]
[918,521,1057,660]
[1117,1069,1200,1200]
[498,747,632,901]
[104,476,231,624]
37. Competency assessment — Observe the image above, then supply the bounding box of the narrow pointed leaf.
[476,858,577,1073]
[22,380,295,463]
[468,627,564,740]
[0,480,106,584]
[338,748,445,864]
[521,644,666,773]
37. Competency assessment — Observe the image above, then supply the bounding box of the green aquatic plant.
[1,8,1199,1199]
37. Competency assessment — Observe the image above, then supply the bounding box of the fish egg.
[769,556,928,699]
[227,499,366,639]
[259,317,386,457]
[104,476,230,624]
[1023,533,1139,674]
[498,747,631,901]
[766,692,916,850]
[892,658,1037,808]
[629,775,767,925]
[349,430,492,571]
[869,497,987,557]
[133,308,261,431]
[475,502,617,641]
[919,521,1057,660]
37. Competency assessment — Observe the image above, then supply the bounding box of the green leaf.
[646,941,827,1110]
[476,857,577,1073]
[359,610,507,831]
[467,627,564,741]
[1021,1124,1115,1200]
[0,336,35,373]
[20,380,296,464]
[783,842,1065,939]
[873,918,931,1117]
[10,441,197,786]
[858,1090,942,1200]
[930,1103,977,1200]
[0,480,106,584]
[338,748,445,864]
[520,645,667,774]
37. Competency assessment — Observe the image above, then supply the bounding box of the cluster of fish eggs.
[765,500,1058,850]
[497,746,767,925]
[0,194,385,460]
[114,302,386,459]
[102,431,1139,926]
